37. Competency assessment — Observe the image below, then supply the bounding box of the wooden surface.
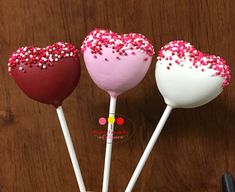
[0,0,234,191]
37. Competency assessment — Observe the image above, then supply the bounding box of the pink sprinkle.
[81,29,155,57]
[157,40,231,87]
[8,42,79,73]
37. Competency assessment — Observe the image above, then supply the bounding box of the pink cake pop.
[82,29,154,192]
[8,42,86,192]
[82,29,154,97]
[125,40,231,192]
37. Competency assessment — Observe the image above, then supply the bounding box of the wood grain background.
[0,0,234,191]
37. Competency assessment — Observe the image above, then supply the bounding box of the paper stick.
[56,106,86,192]
[125,105,173,192]
[102,96,117,192]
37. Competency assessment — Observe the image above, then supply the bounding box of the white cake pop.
[125,40,231,192]
[156,40,230,108]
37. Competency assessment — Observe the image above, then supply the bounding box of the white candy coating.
[155,41,230,108]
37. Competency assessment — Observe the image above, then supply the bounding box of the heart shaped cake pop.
[82,29,154,192]
[125,41,231,192]
[8,42,80,107]
[8,43,86,190]
[156,40,231,108]
[81,29,155,97]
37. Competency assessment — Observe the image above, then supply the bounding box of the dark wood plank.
[0,0,234,191]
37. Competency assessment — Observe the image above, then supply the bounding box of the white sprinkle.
[42,65,47,69]
[19,66,23,71]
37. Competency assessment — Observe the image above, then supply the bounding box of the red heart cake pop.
[8,42,86,191]
[8,42,80,107]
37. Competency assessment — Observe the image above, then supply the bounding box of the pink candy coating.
[82,29,154,97]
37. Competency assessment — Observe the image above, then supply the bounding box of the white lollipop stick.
[56,106,86,192]
[102,96,117,192]
[125,105,173,192]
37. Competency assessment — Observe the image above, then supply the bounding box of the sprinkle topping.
[81,29,155,59]
[157,40,231,87]
[8,42,79,73]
